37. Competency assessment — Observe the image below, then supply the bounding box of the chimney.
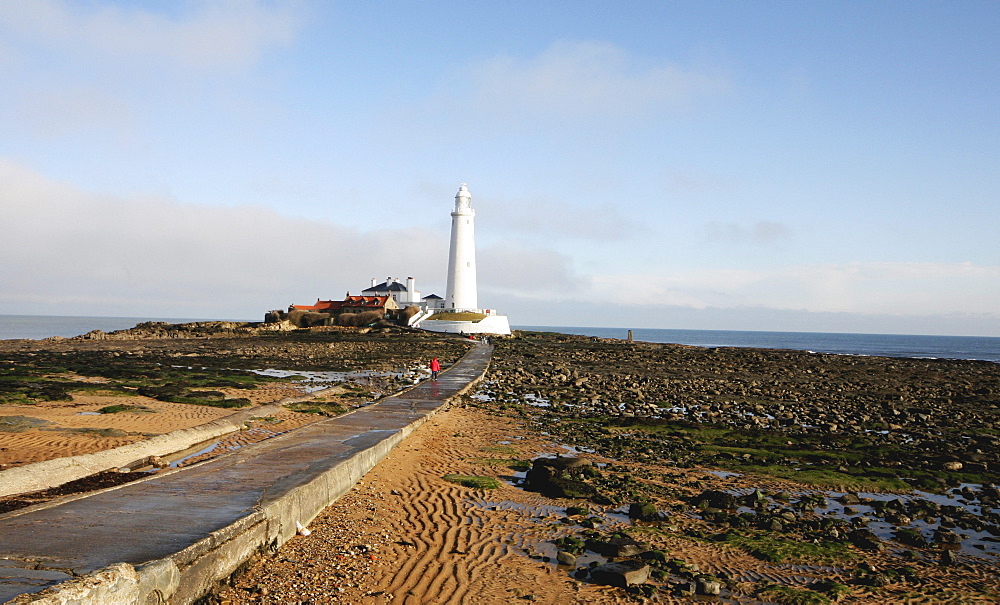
[407,276,415,291]
[371,277,377,288]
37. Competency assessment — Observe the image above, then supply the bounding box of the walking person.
[430,357,441,380]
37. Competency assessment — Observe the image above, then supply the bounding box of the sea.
[0,314,233,341]
[1,315,997,363]
[516,325,1000,363]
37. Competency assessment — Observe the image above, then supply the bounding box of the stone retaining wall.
[0,392,324,499]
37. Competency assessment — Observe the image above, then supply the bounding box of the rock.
[692,490,738,510]
[740,488,767,507]
[933,529,962,545]
[838,493,861,505]
[942,461,963,471]
[524,457,600,499]
[587,536,649,558]
[894,528,928,548]
[589,561,651,587]
[638,550,669,564]
[696,577,722,595]
[628,502,658,521]
[674,581,696,596]
[848,529,885,551]
[940,549,957,565]
[556,550,578,566]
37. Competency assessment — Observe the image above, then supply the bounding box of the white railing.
[408,309,435,327]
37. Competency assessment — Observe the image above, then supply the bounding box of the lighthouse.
[445,183,478,311]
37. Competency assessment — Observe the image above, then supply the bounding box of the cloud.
[478,240,585,299]
[488,196,635,241]
[15,86,133,138]
[0,159,446,318]
[469,40,729,121]
[705,220,793,245]
[0,0,299,71]
[0,1,302,146]
[583,263,1000,318]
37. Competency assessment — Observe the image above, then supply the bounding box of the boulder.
[556,550,578,566]
[523,457,599,499]
[628,502,659,521]
[848,529,885,551]
[586,536,649,558]
[589,561,651,587]
[894,528,928,548]
[692,490,738,510]
[696,577,722,595]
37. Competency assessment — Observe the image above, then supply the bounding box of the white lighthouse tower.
[445,183,478,311]
[417,183,510,335]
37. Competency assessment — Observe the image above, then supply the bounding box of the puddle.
[251,368,410,393]
[168,441,221,468]
[714,484,1000,560]
[705,470,742,479]
[521,393,550,407]
[75,411,101,416]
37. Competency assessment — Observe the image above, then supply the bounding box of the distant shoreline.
[2,315,998,362]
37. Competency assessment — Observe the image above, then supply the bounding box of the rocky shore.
[3,325,998,602]
[463,331,1000,601]
[213,328,998,603]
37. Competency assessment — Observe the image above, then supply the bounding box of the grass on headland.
[425,312,487,322]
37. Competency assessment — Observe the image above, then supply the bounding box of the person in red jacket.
[430,357,441,380]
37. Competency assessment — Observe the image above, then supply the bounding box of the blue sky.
[1,1,997,336]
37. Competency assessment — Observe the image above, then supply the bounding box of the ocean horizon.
[1,315,997,363]
[0,314,242,341]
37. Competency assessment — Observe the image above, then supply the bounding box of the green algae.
[443,474,501,489]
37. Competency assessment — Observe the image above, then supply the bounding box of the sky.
[1,1,998,336]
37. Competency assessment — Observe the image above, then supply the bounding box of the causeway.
[0,343,492,604]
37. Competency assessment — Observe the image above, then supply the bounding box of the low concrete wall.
[9,354,489,604]
[421,314,511,335]
[0,390,329,499]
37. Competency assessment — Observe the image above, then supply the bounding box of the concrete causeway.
[0,343,492,604]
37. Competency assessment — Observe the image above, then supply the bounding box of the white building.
[445,183,477,311]
[362,277,422,306]
[362,277,446,310]
[419,183,511,336]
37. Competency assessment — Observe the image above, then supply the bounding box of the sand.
[0,382,312,468]
[217,403,625,604]
[213,402,1000,604]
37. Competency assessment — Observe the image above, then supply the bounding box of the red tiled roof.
[291,296,392,312]
[291,299,345,312]
[342,295,390,308]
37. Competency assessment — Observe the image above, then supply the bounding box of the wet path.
[0,343,492,603]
